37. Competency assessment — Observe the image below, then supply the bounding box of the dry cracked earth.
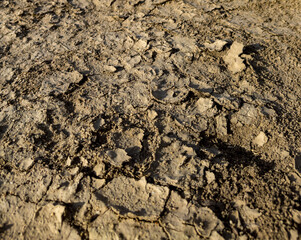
[1,0,301,239]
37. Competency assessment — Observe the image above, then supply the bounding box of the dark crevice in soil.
[198,132,276,175]
[63,203,89,240]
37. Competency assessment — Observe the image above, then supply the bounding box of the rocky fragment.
[134,39,148,51]
[189,78,214,93]
[196,97,214,113]
[18,157,34,171]
[0,67,14,83]
[95,176,169,220]
[216,115,228,136]
[291,209,301,224]
[253,131,268,147]
[114,82,150,108]
[93,161,106,177]
[261,106,276,117]
[92,178,106,189]
[206,171,216,184]
[213,92,240,110]
[231,103,258,126]
[204,39,228,51]
[92,117,105,131]
[289,229,299,240]
[148,110,158,120]
[123,55,142,70]
[106,148,131,167]
[104,65,116,72]
[223,41,246,73]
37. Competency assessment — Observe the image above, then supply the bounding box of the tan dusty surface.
[0,0,301,239]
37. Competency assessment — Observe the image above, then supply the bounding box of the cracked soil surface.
[0,0,301,239]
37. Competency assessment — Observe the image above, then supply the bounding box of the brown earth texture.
[1,0,301,239]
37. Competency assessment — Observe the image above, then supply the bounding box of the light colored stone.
[261,106,276,117]
[204,39,228,51]
[148,110,158,120]
[206,171,216,184]
[81,157,88,167]
[134,39,148,51]
[92,178,106,189]
[18,157,34,170]
[1,67,14,82]
[291,209,301,224]
[253,132,268,147]
[104,65,116,72]
[128,55,141,67]
[196,97,214,113]
[289,229,299,240]
[223,41,246,73]
[93,162,106,177]
[68,167,79,175]
[66,157,72,166]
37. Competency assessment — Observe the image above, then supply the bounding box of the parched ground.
[0,0,301,239]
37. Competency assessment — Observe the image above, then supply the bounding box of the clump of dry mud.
[1,0,301,239]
